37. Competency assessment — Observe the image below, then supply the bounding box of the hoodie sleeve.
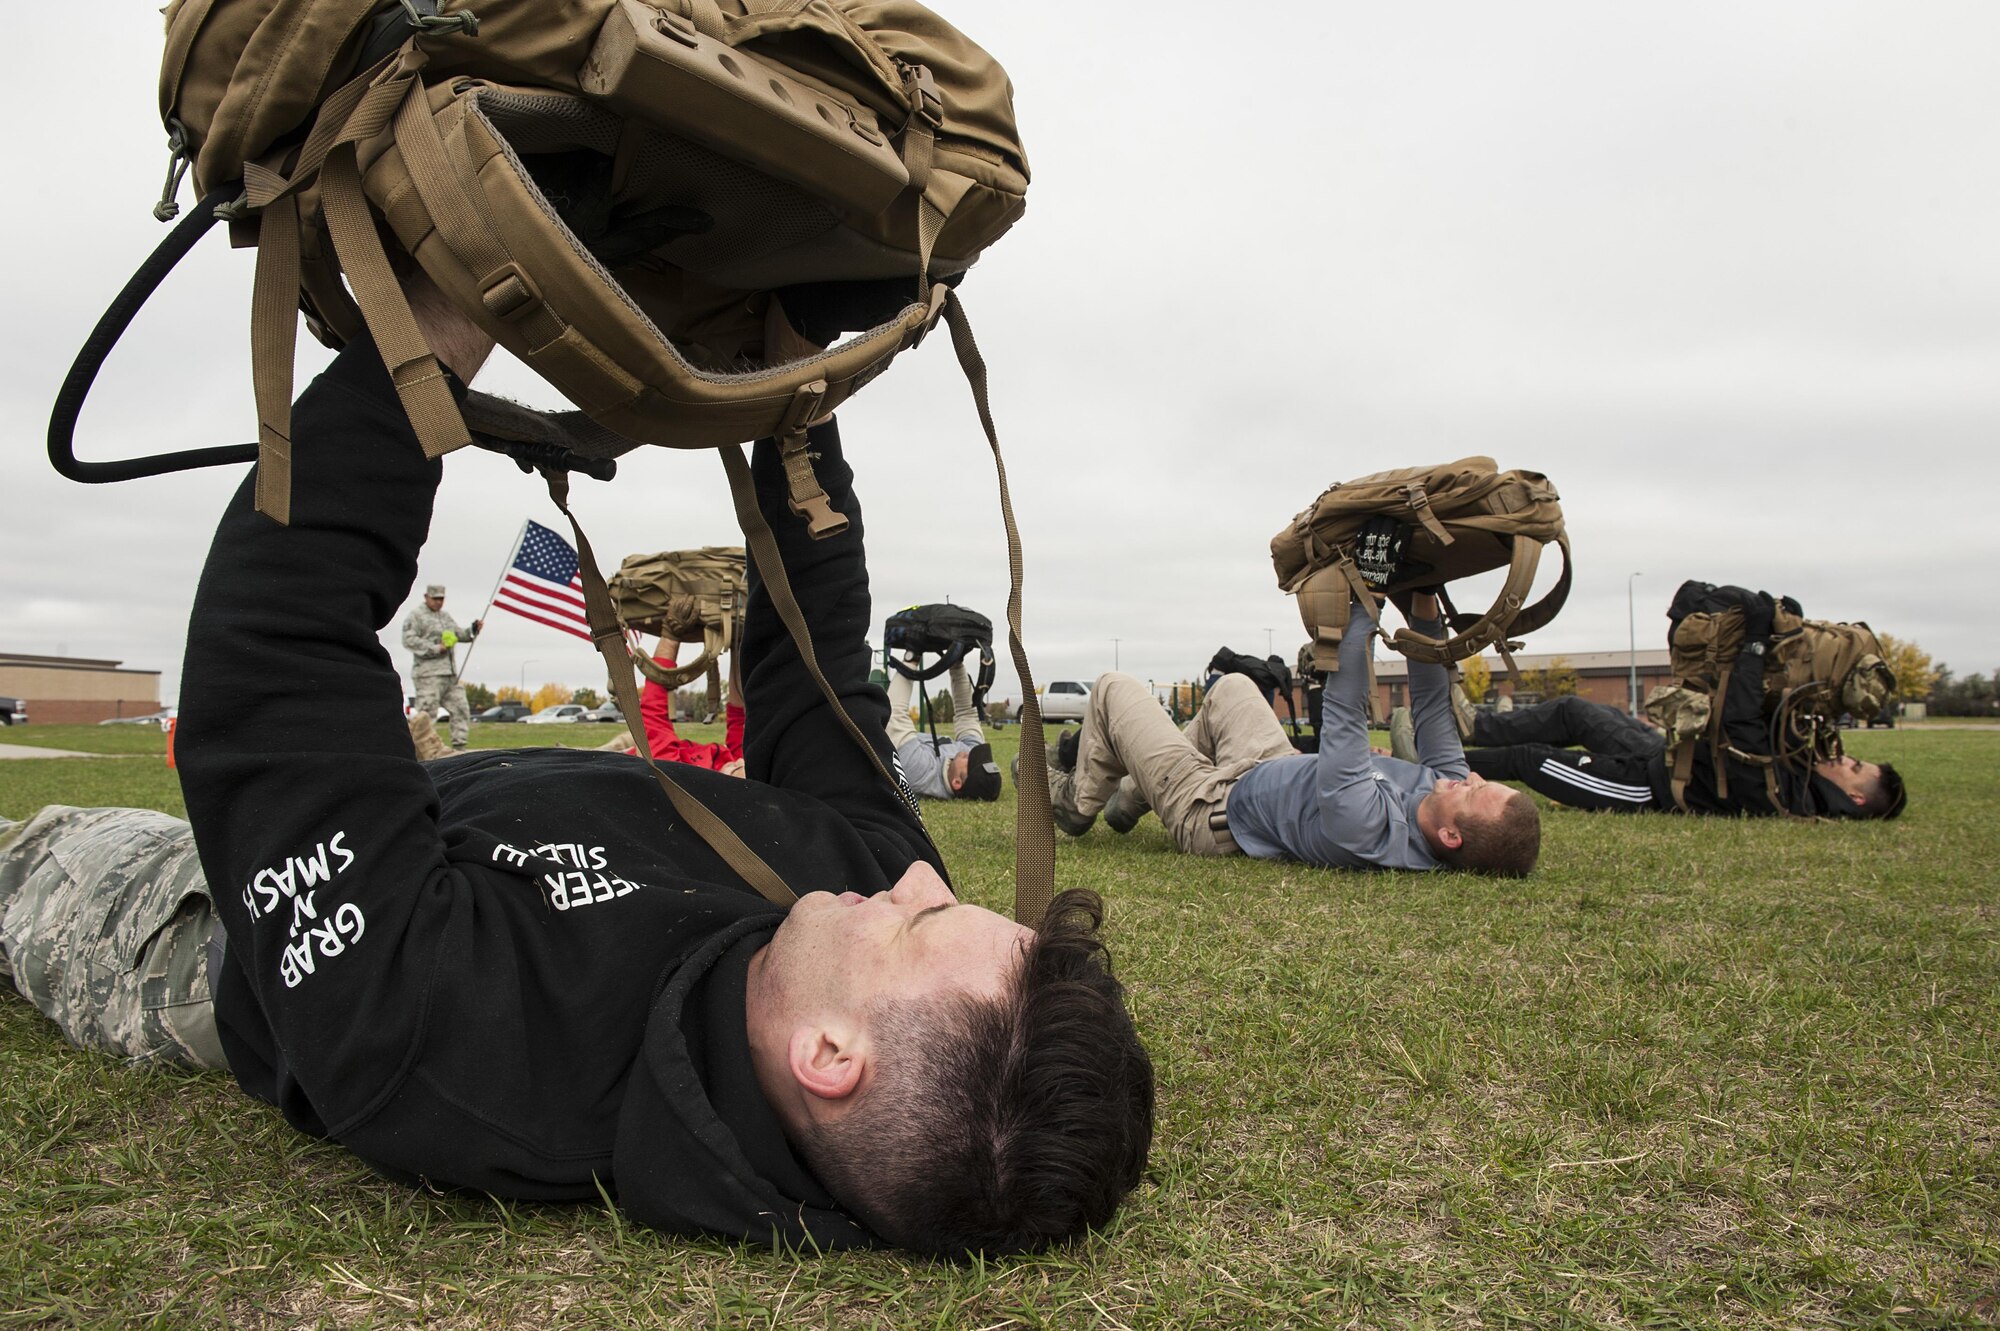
[176,338,461,1134]
[739,421,941,876]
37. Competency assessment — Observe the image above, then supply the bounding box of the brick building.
[0,653,163,725]
[1368,648,1673,716]
[1254,648,1675,721]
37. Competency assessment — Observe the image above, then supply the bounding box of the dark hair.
[1857,762,1906,820]
[798,889,1153,1256]
[1435,789,1541,877]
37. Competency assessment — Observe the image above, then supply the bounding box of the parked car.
[475,702,532,723]
[404,697,451,722]
[99,707,176,729]
[2,696,29,725]
[1015,679,1092,724]
[523,704,588,725]
[580,703,624,724]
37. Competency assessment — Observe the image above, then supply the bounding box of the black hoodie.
[177,337,935,1249]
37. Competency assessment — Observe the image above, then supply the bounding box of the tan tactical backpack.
[50,0,1058,922]
[1271,458,1571,704]
[609,546,746,711]
[1766,609,1896,720]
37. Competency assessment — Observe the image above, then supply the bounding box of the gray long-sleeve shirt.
[1226,600,1466,870]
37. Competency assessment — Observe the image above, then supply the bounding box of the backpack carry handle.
[48,184,260,484]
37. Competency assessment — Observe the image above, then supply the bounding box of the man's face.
[426,594,444,612]
[1426,772,1515,831]
[1815,753,1882,805]
[760,863,1033,1018]
[946,752,970,792]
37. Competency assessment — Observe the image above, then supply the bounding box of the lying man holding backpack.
[0,273,1152,1256]
[1461,582,1905,821]
[885,658,1002,801]
[1048,592,1541,877]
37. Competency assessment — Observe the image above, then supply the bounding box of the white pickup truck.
[1013,679,1092,724]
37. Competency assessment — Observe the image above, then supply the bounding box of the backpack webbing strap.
[249,191,301,524]
[1708,661,1733,801]
[393,82,571,354]
[320,145,472,462]
[941,292,1056,926]
[1387,534,1546,665]
[1669,737,1695,812]
[242,62,415,525]
[542,469,797,908]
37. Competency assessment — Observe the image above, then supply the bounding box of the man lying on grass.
[1457,574,1906,827]
[1046,591,1541,877]
[0,273,1152,1257]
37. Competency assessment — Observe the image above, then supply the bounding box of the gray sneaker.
[1103,778,1149,834]
[1047,764,1097,837]
[1388,706,1419,763]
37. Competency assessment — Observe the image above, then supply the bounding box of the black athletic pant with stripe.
[1463,697,1665,813]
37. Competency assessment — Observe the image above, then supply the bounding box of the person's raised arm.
[949,661,984,745]
[739,421,941,872]
[1400,592,1468,778]
[884,658,918,750]
[640,636,682,751]
[176,278,495,1121]
[1713,585,1778,755]
[1314,595,1403,850]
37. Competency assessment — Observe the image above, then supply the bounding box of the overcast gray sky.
[4,2,1996,706]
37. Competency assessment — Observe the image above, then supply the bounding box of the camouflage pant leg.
[0,806,225,1071]
[414,674,472,748]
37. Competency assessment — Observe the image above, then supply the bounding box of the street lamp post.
[1626,573,1643,715]
[1111,638,1121,672]
[1264,627,1274,656]
[520,660,541,698]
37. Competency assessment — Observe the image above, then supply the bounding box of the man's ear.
[1849,787,1868,807]
[1435,819,1465,851]
[787,1024,867,1102]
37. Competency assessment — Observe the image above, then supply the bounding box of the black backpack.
[885,603,996,740]
[1206,646,1306,741]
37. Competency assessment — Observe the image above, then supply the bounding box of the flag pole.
[453,519,529,688]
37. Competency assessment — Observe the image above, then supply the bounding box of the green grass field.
[1,721,1994,1328]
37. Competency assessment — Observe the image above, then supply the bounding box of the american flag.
[492,520,591,641]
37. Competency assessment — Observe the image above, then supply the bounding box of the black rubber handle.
[49,184,261,483]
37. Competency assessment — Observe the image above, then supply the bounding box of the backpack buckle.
[481,263,542,321]
[901,63,943,130]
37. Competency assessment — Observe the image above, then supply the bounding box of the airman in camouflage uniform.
[0,806,224,1070]
[401,582,481,750]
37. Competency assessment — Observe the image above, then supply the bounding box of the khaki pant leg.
[1187,674,1298,768]
[0,807,224,1070]
[1075,673,1240,856]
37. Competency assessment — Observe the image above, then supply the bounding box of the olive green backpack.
[50,0,1057,922]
